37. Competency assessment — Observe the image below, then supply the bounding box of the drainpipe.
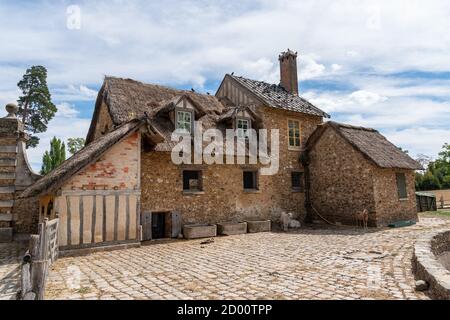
[300,150,314,224]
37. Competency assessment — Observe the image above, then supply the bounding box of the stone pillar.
[0,104,41,242]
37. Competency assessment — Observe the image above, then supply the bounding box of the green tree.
[41,137,66,175]
[415,172,424,191]
[415,144,450,191]
[438,143,450,162]
[67,137,85,155]
[17,66,57,148]
[420,171,441,191]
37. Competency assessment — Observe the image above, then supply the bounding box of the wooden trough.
[183,224,217,239]
[217,222,247,236]
[247,220,271,233]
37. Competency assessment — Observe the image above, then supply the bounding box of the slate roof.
[229,75,329,118]
[306,121,423,170]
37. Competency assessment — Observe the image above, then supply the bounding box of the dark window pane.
[183,170,201,191]
[396,173,407,199]
[292,172,304,191]
[243,171,257,190]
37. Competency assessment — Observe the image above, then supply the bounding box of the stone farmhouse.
[1,50,422,249]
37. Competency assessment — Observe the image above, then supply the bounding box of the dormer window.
[236,118,250,139]
[176,110,193,133]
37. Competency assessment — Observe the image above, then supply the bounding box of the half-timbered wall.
[55,191,139,248]
[51,132,141,249]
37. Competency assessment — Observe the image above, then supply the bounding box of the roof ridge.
[327,121,378,132]
[104,76,212,98]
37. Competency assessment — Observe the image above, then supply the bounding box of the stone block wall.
[308,127,377,225]
[372,169,418,226]
[308,126,418,227]
[0,110,40,237]
[140,107,322,225]
[413,230,450,300]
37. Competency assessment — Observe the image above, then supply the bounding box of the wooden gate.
[21,218,59,300]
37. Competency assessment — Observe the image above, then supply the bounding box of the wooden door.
[171,211,182,238]
[142,211,152,241]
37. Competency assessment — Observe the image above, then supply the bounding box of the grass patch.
[422,210,450,218]
[76,287,91,294]
[437,210,450,217]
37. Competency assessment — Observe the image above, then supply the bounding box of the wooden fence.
[21,218,59,300]
[420,189,450,210]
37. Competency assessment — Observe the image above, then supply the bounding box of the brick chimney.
[279,49,299,95]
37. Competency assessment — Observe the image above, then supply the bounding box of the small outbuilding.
[304,121,423,227]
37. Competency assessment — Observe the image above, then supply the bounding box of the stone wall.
[0,107,40,238]
[308,127,377,225]
[372,169,418,226]
[308,126,418,227]
[413,230,450,300]
[141,106,322,225]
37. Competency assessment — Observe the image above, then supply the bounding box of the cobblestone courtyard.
[41,215,450,300]
[0,241,27,300]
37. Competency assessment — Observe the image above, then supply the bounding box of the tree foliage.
[416,143,450,191]
[17,66,57,148]
[41,137,66,175]
[67,137,86,155]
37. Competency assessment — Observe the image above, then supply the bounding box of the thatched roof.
[20,119,144,198]
[305,121,423,170]
[86,77,225,143]
[227,75,330,118]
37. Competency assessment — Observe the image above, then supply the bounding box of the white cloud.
[0,0,449,164]
[384,127,450,159]
[331,64,342,72]
[241,58,278,84]
[348,90,387,106]
[53,84,98,101]
[56,102,79,118]
[299,55,326,80]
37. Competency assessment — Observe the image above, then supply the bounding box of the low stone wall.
[413,230,450,300]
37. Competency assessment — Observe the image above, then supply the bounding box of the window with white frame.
[288,119,301,149]
[237,119,250,139]
[176,110,192,133]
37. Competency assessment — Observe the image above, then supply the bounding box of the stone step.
[0,200,14,208]
[0,145,17,153]
[0,186,14,193]
[0,158,16,167]
[0,213,12,222]
[0,173,15,180]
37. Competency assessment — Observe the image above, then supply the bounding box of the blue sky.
[0,0,449,171]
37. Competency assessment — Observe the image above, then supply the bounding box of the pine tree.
[41,137,66,175]
[17,66,57,148]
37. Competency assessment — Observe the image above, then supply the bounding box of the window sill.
[243,189,261,194]
[183,190,205,196]
[288,147,302,152]
[399,198,409,201]
[291,189,304,193]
